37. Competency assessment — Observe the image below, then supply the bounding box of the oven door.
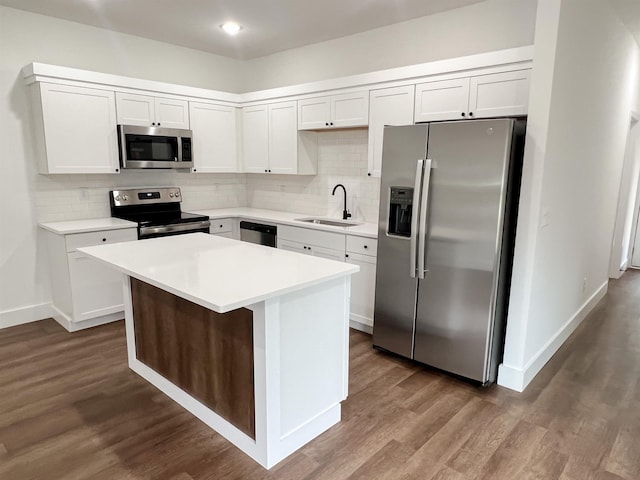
[139,221,210,239]
[118,125,193,169]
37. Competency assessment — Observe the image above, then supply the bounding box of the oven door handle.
[139,220,210,237]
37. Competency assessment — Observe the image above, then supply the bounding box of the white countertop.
[79,233,359,313]
[38,208,378,238]
[39,217,137,234]
[192,208,378,238]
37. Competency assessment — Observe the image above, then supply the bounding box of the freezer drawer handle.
[410,159,424,278]
[417,159,433,279]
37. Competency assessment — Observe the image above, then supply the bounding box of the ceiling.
[1,0,639,60]
[0,0,487,60]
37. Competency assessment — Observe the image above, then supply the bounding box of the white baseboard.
[349,318,373,334]
[0,303,54,329]
[497,280,608,392]
[50,305,124,332]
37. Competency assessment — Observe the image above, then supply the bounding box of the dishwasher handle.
[239,221,277,235]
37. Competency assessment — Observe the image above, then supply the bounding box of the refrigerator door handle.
[410,159,424,278]
[417,158,433,279]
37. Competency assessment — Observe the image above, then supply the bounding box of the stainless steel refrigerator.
[372,118,525,385]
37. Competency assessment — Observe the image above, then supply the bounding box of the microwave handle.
[177,137,182,162]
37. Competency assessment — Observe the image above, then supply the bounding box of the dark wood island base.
[131,278,256,438]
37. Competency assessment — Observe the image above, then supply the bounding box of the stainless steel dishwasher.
[239,221,277,247]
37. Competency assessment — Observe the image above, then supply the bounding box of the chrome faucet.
[332,184,351,220]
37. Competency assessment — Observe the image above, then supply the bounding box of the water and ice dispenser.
[388,187,413,237]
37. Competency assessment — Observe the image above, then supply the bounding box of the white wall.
[243,0,537,91]
[0,6,248,327]
[499,0,640,391]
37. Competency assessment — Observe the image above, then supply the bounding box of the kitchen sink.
[295,217,362,227]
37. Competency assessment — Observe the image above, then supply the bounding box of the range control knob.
[122,195,128,201]
[175,191,180,197]
[169,193,174,198]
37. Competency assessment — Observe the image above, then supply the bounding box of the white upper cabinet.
[242,104,270,173]
[243,101,317,175]
[32,83,120,174]
[268,101,298,174]
[115,92,189,129]
[469,70,531,118]
[414,78,470,123]
[414,69,531,122]
[298,91,369,130]
[189,102,239,173]
[367,85,415,178]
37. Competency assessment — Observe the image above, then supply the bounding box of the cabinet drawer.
[210,218,233,234]
[65,228,137,252]
[346,236,377,257]
[279,225,345,251]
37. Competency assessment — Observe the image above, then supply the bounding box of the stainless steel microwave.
[117,125,193,170]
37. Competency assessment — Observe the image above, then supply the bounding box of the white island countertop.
[79,232,358,313]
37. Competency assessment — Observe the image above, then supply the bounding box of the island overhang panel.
[79,233,358,469]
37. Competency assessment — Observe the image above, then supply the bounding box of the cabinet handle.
[102,238,107,242]
[345,254,349,258]
[367,172,371,176]
[158,122,161,126]
[469,112,474,117]
[330,122,334,126]
[115,168,119,173]
[219,224,223,228]
[193,169,197,172]
[461,112,466,117]
[364,245,368,249]
[325,122,329,126]
[152,122,156,126]
[268,169,271,173]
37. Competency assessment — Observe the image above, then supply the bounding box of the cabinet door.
[346,252,377,328]
[298,96,331,130]
[115,92,155,126]
[242,105,269,173]
[40,83,119,174]
[310,245,345,263]
[268,101,298,174]
[331,91,369,128]
[155,97,190,129]
[190,102,238,173]
[368,85,415,177]
[414,78,470,123]
[468,70,531,118]
[68,251,125,322]
[277,238,311,255]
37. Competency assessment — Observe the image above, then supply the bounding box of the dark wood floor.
[1,271,639,480]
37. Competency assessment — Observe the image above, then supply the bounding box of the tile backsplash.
[246,129,381,222]
[34,129,381,224]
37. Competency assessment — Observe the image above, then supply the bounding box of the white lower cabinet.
[346,236,378,331]
[209,218,237,239]
[277,225,377,333]
[44,227,137,332]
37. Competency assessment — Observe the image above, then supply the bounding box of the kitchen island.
[79,233,358,469]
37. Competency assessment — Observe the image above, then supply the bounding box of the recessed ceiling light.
[221,22,242,36]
